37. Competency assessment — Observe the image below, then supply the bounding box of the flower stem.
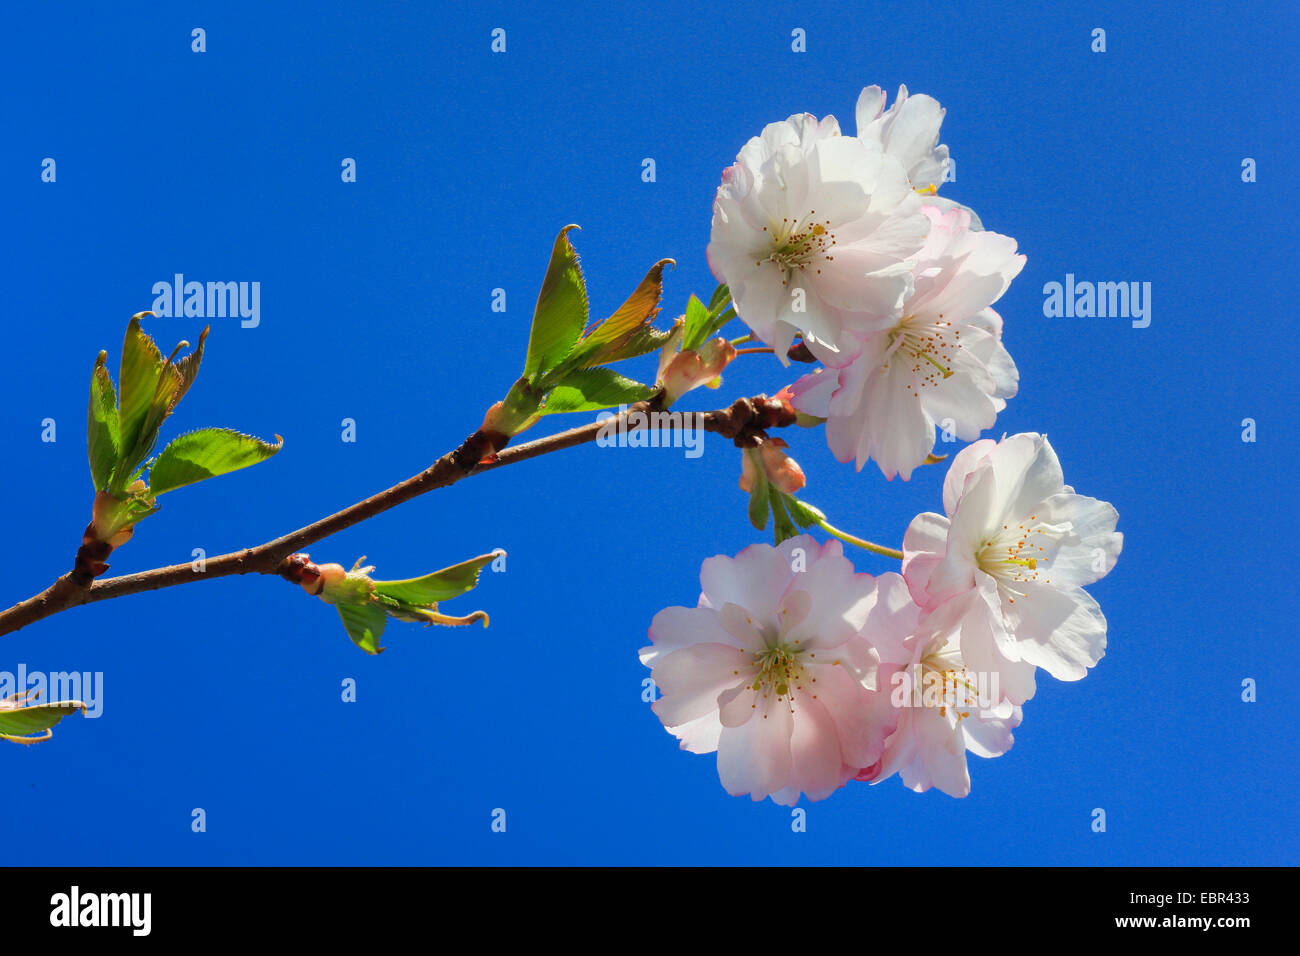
[729,334,753,347]
[814,517,904,560]
[734,346,774,356]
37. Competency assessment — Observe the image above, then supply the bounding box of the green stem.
[815,517,904,560]
[729,333,753,347]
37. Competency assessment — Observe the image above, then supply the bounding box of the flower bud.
[658,336,738,406]
[740,437,806,495]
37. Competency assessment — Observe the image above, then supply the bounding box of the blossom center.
[977,516,1067,597]
[750,642,809,701]
[762,214,836,273]
[883,317,960,392]
[919,647,981,721]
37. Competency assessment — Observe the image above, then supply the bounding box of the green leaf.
[87,351,119,491]
[588,322,678,367]
[133,327,210,459]
[171,325,208,407]
[336,603,388,655]
[683,285,736,348]
[681,294,712,352]
[785,496,826,529]
[372,551,502,606]
[707,283,731,313]
[540,368,656,415]
[116,313,167,471]
[0,700,85,743]
[703,305,737,345]
[524,225,588,382]
[114,316,210,479]
[148,427,283,496]
[561,258,672,373]
[769,486,800,545]
[747,474,770,531]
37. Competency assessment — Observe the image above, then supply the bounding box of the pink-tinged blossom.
[855,84,982,229]
[707,113,929,364]
[902,434,1123,686]
[851,572,1021,798]
[790,204,1024,480]
[640,535,900,805]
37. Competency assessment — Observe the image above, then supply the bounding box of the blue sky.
[1,0,1295,864]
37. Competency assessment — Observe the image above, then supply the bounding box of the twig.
[0,395,797,636]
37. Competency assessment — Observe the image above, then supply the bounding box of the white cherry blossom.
[856,83,981,228]
[903,434,1123,683]
[707,114,929,362]
[790,204,1024,480]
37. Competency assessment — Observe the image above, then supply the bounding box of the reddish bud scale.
[72,524,114,582]
[716,395,798,447]
[451,428,509,474]
[278,553,324,595]
[755,397,798,430]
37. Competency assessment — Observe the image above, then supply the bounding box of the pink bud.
[739,449,760,493]
[757,437,806,494]
[739,438,806,496]
[659,337,737,405]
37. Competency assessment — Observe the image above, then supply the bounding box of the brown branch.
[0,395,796,637]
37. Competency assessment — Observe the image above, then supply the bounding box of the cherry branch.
[0,395,796,637]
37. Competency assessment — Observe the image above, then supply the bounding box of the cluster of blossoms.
[640,85,1121,801]
[709,84,1023,481]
